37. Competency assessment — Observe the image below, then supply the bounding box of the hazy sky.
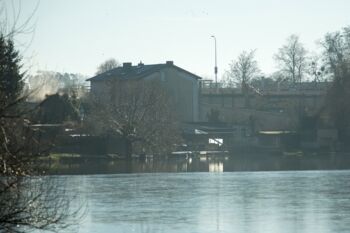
[9,0,350,80]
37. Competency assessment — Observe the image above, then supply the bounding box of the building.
[87,61,201,122]
[199,81,329,131]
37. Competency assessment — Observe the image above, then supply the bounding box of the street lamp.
[211,35,218,88]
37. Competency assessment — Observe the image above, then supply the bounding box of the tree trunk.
[125,139,132,160]
[242,82,250,108]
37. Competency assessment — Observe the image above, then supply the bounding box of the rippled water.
[72,170,350,233]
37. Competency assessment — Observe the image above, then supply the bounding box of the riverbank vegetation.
[0,4,83,231]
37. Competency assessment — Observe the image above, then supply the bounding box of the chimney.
[123,62,132,68]
[166,61,174,65]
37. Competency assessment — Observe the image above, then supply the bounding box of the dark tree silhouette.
[223,50,260,89]
[96,58,120,75]
[0,34,24,102]
[84,80,181,158]
[0,34,83,233]
[321,26,350,142]
[274,35,307,84]
[223,50,260,108]
[36,93,80,124]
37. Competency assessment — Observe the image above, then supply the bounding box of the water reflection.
[50,153,350,174]
[74,171,350,233]
[209,162,223,172]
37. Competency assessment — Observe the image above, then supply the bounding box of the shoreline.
[41,151,350,175]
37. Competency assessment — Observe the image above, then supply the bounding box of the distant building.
[87,61,201,122]
[199,81,330,130]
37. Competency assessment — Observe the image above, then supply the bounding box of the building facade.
[199,82,329,131]
[87,61,201,122]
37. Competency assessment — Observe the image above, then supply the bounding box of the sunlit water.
[68,170,350,233]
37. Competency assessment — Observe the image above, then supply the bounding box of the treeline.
[223,27,350,88]
[223,26,350,143]
[26,70,87,101]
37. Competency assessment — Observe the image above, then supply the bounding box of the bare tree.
[84,80,181,158]
[0,37,84,231]
[322,27,350,77]
[0,0,38,39]
[274,35,307,84]
[223,50,260,108]
[96,58,120,75]
[0,3,84,231]
[0,97,84,232]
[0,176,83,233]
[223,50,260,90]
[307,54,328,83]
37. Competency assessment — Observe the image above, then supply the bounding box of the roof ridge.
[86,62,202,81]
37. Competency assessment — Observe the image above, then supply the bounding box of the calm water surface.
[72,170,350,233]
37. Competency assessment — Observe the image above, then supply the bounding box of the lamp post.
[211,35,218,88]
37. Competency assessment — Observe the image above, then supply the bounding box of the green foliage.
[0,8,83,232]
[0,35,24,102]
[36,93,80,124]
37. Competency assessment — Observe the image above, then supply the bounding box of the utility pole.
[211,35,218,89]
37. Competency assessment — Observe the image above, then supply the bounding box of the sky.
[5,0,350,81]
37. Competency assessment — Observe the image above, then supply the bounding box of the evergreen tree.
[0,35,24,104]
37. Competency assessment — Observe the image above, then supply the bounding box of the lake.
[69,170,350,233]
